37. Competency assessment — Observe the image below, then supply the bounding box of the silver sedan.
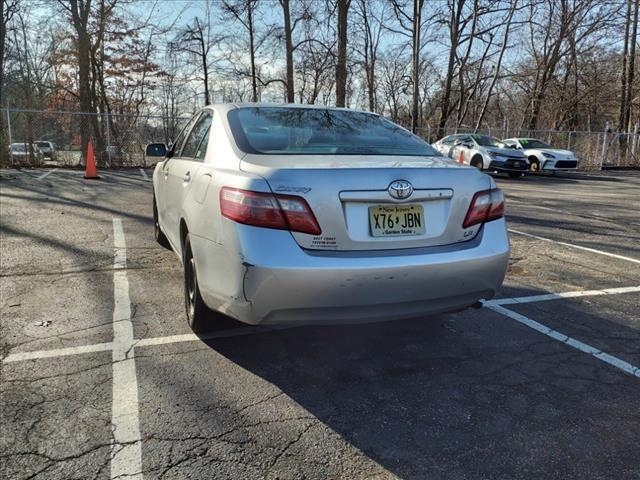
[152,104,509,331]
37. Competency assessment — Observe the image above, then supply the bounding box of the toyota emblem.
[388,180,413,200]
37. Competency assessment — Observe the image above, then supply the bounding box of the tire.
[528,157,540,173]
[153,195,171,249]
[183,234,210,332]
[508,172,524,179]
[470,156,483,170]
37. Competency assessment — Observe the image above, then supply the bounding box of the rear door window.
[172,113,200,157]
[181,113,212,160]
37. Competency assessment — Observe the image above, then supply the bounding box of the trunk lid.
[241,154,492,251]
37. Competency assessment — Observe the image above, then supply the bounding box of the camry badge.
[388,180,413,200]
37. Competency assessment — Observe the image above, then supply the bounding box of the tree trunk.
[623,0,639,132]
[0,0,9,165]
[619,0,632,131]
[69,0,93,165]
[335,0,350,107]
[410,0,423,133]
[437,0,462,139]
[199,26,211,105]
[248,0,258,102]
[281,0,294,102]
[455,0,478,127]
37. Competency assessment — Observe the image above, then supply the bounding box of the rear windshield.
[227,107,441,157]
[36,142,50,148]
[11,144,26,152]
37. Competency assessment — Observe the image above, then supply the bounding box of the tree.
[436,0,464,138]
[389,0,426,132]
[0,0,20,165]
[352,0,387,112]
[172,3,219,106]
[279,0,295,102]
[335,0,350,107]
[475,0,518,129]
[620,0,639,132]
[222,0,260,102]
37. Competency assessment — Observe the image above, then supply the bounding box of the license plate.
[369,204,425,237]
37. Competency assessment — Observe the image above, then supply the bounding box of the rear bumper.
[194,219,510,325]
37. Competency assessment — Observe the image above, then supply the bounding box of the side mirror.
[145,143,167,157]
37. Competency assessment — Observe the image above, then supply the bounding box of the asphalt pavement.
[1,168,639,479]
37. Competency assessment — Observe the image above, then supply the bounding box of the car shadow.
[185,296,640,479]
[505,172,626,184]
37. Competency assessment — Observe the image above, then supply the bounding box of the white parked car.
[433,134,529,179]
[152,104,509,331]
[502,138,579,173]
[8,142,44,165]
[35,140,57,161]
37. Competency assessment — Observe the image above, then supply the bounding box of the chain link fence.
[1,109,189,168]
[1,108,639,169]
[415,124,640,170]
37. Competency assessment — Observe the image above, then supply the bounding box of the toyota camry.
[151,104,509,331]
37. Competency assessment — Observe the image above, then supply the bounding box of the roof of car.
[204,102,377,116]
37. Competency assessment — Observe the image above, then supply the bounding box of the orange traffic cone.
[458,150,465,164]
[84,138,100,179]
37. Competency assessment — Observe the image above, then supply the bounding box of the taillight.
[220,187,321,235]
[463,188,505,228]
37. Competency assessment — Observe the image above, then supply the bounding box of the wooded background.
[1,0,639,165]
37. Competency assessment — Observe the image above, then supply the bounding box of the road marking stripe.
[139,168,149,180]
[4,283,639,382]
[487,285,640,306]
[488,304,640,378]
[2,342,113,363]
[37,168,58,180]
[135,325,292,349]
[111,218,143,480]
[509,228,640,264]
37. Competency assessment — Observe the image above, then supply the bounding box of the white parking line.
[111,218,143,480]
[486,285,640,306]
[509,228,640,264]
[3,284,639,381]
[3,342,113,363]
[139,168,149,180]
[135,325,292,349]
[488,304,640,378]
[37,168,58,181]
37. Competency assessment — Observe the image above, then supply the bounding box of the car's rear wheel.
[508,172,524,179]
[183,234,210,333]
[153,196,171,249]
[529,157,540,173]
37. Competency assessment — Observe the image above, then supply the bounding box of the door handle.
[183,171,191,183]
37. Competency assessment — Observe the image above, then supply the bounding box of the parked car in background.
[152,104,509,332]
[502,138,579,173]
[35,141,57,161]
[433,134,528,179]
[9,142,44,165]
